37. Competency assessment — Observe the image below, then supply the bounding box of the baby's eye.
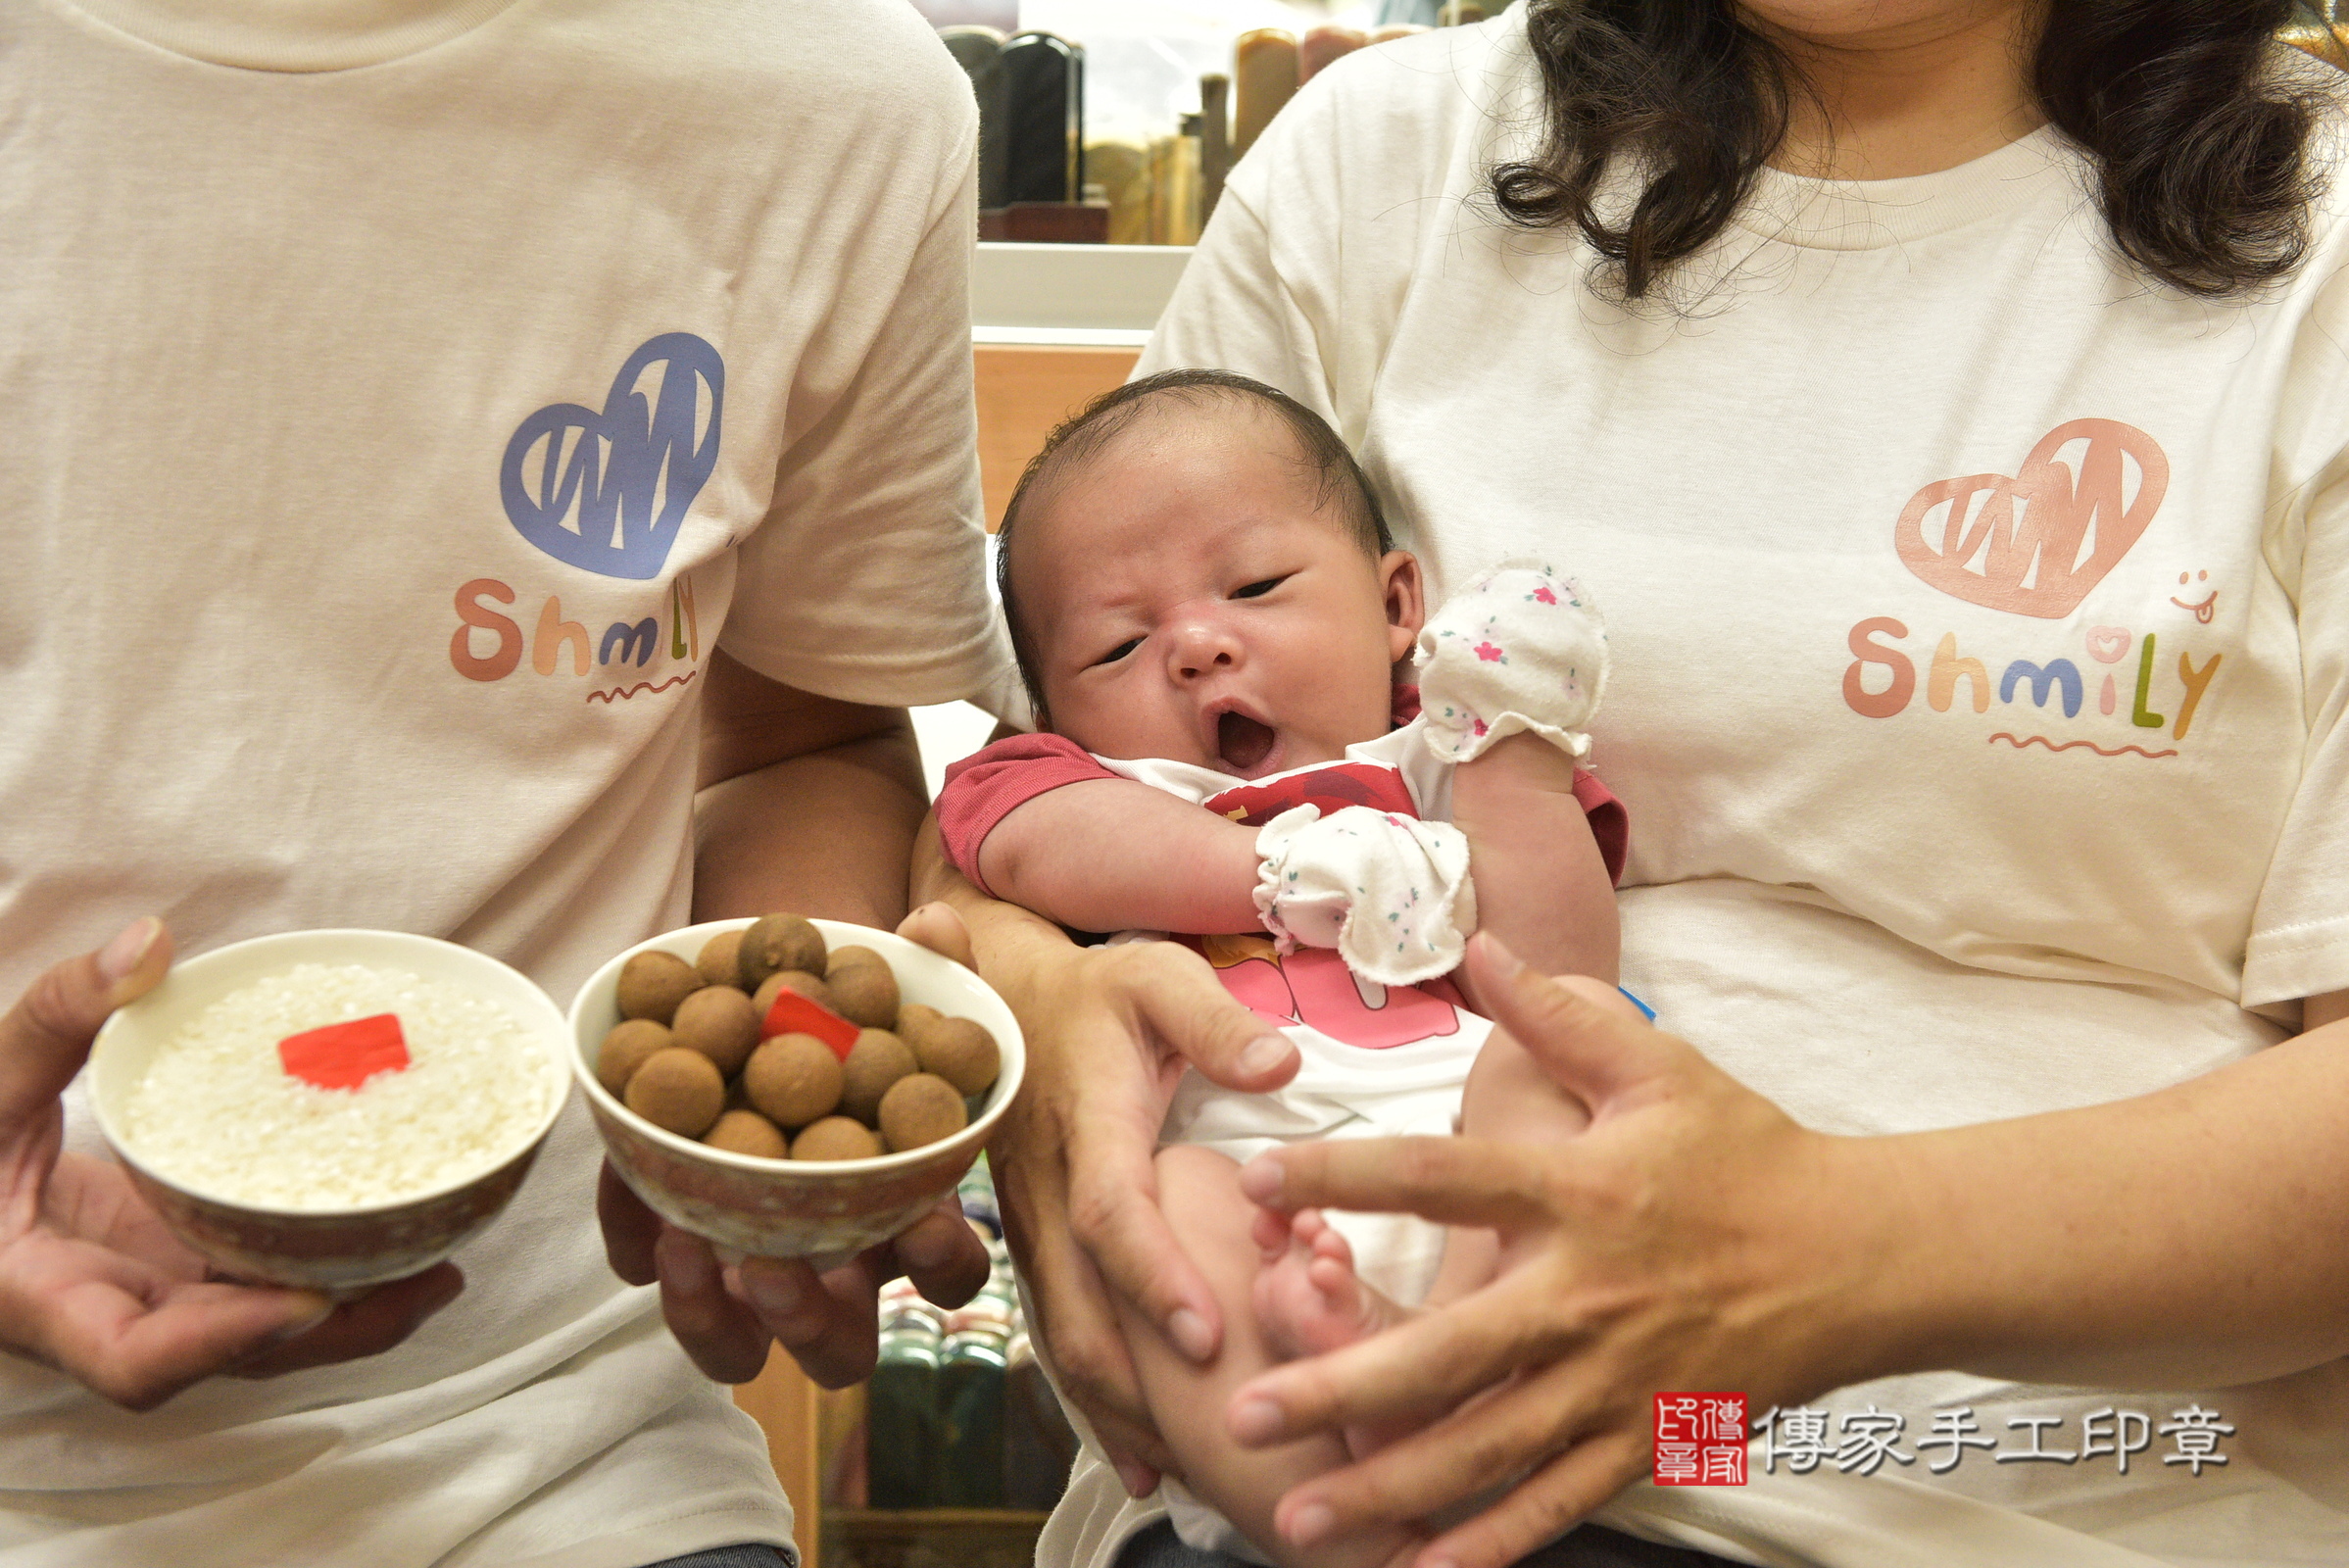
[1233,577,1287,600]
[1094,637,1142,666]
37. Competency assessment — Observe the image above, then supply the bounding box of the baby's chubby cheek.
[1051,692,1212,766]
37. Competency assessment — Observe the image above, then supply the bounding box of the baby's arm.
[1448,733,1620,988]
[978,780,1263,935]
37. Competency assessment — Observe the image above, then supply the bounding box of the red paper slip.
[279,1013,411,1090]
[762,991,859,1060]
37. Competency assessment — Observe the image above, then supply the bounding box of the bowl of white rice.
[573,918,1024,1274]
[88,929,573,1292]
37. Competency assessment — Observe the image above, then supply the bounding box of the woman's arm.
[978,779,1264,935]
[1222,943,2349,1568]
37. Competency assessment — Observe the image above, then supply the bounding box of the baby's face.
[1013,400,1422,778]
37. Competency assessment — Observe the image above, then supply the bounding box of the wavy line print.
[586,669,699,705]
[1988,732,2178,760]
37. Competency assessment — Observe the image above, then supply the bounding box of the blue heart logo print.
[502,332,724,580]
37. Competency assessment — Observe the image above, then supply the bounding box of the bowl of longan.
[570,914,1023,1272]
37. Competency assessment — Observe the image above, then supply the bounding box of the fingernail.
[1240,1034,1294,1077]
[266,1292,336,1346]
[1230,1396,1284,1444]
[1286,1502,1334,1546]
[98,918,160,987]
[1167,1307,1214,1362]
[1237,1156,1283,1204]
[1480,930,1524,980]
[747,1266,807,1322]
[659,1229,715,1291]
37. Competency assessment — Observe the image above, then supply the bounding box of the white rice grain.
[124,962,552,1209]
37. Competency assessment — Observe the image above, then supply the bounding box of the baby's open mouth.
[1217,710,1277,773]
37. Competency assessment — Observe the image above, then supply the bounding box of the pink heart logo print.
[1894,419,2168,618]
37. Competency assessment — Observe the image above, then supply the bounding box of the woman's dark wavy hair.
[1493,0,2346,300]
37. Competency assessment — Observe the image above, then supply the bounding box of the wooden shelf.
[975,343,1141,526]
[821,1507,1052,1568]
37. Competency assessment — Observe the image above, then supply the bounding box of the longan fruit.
[696,930,746,989]
[751,968,833,1022]
[625,1048,725,1138]
[792,1115,883,1161]
[616,950,703,1025]
[744,1033,844,1129]
[597,1018,673,1097]
[878,1072,966,1152]
[670,985,760,1077]
[899,1009,1000,1097]
[739,914,826,991]
[826,960,900,1030]
[704,1108,790,1159]
[826,945,885,977]
[840,1028,918,1124]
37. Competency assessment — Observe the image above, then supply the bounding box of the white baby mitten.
[1417,559,1608,763]
[1251,805,1478,988]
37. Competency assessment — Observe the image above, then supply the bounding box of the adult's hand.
[599,904,996,1389]
[965,901,1297,1497]
[0,920,465,1411]
[1225,933,1896,1568]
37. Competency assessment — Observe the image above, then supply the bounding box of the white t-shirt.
[0,1,1011,1563]
[1044,12,2349,1568]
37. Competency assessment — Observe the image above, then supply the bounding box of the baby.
[936,369,1633,1568]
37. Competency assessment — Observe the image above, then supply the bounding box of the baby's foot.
[1250,1207,1405,1362]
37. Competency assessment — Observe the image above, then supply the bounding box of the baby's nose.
[1168,614,1244,680]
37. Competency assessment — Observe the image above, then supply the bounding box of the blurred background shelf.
[822,1508,1054,1568]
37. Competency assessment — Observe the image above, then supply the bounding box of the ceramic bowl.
[572,918,1025,1273]
[87,929,574,1293]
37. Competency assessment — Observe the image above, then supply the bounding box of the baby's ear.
[1381,551,1426,662]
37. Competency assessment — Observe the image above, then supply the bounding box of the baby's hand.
[1251,805,1477,988]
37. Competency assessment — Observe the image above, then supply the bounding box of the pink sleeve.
[1572,769,1629,888]
[937,733,1123,898]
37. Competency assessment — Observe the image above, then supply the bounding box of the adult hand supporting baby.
[0,921,465,1410]
[1226,933,1895,1568]
[917,821,1301,1497]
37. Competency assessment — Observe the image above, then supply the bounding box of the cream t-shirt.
[0,0,1011,1563]
[1044,11,2349,1568]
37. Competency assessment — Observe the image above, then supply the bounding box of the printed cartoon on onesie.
[939,558,1618,1560]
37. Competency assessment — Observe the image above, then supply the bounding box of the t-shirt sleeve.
[1135,42,1434,452]
[936,732,1122,897]
[1136,189,1340,428]
[2244,455,2349,1007]
[719,100,1018,714]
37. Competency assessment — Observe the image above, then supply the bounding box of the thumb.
[1131,947,1297,1092]
[896,902,976,969]
[1463,931,1674,1108]
[0,920,173,1123]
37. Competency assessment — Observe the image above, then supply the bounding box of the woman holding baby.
[917,1,2349,1565]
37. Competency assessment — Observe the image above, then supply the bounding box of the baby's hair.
[996,368,1395,721]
